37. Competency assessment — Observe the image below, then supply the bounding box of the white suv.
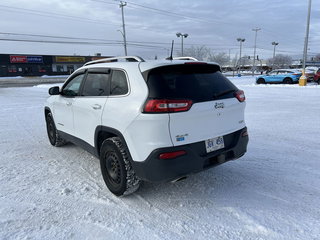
[45,56,248,196]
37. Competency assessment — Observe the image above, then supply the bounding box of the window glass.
[82,73,109,96]
[62,74,85,96]
[110,70,128,95]
[146,64,238,103]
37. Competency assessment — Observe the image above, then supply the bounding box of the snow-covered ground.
[0,77,319,240]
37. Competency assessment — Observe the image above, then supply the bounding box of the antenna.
[166,40,174,60]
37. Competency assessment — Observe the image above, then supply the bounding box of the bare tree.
[267,54,292,68]
[208,52,229,66]
[314,53,320,61]
[177,45,211,60]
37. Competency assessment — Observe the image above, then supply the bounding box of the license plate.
[205,136,225,153]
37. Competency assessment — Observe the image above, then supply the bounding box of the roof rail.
[172,56,198,61]
[84,56,145,66]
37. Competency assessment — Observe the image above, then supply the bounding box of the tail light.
[234,90,245,102]
[143,99,193,113]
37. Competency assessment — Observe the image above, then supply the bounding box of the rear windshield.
[145,64,238,103]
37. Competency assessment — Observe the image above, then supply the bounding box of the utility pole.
[237,38,245,74]
[271,42,279,70]
[119,1,127,56]
[299,0,312,86]
[252,27,261,76]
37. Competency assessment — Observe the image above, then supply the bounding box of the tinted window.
[145,64,238,102]
[82,73,110,96]
[110,70,128,95]
[62,74,85,96]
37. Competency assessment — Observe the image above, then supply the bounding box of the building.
[0,54,110,77]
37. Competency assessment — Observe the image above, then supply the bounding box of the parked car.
[314,68,320,84]
[256,69,302,84]
[44,56,249,196]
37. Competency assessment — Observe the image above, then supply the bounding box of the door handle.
[92,104,102,110]
[66,102,72,106]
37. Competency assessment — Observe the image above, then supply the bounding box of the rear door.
[72,68,110,146]
[146,64,246,146]
[276,70,287,82]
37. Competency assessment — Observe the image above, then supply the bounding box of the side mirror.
[49,86,60,95]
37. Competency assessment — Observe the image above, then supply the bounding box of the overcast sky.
[0,0,319,60]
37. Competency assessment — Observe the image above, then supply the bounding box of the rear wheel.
[100,137,140,196]
[45,112,66,147]
[256,78,265,84]
[283,78,293,84]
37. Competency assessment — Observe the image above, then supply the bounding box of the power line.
[0,4,120,26]
[0,31,242,48]
[0,38,168,50]
[95,0,231,25]
[0,32,122,43]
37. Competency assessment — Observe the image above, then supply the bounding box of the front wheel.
[100,137,140,196]
[45,112,66,147]
[256,78,265,84]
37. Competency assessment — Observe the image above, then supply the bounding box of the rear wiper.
[213,89,235,99]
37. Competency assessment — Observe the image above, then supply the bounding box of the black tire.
[45,112,67,147]
[256,78,265,84]
[283,78,293,84]
[100,137,140,196]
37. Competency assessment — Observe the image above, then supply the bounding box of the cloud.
[0,0,318,59]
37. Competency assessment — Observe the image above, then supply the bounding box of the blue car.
[256,69,302,84]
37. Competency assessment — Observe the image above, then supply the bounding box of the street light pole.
[119,1,127,56]
[252,27,261,76]
[237,38,245,74]
[300,0,312,86]
[271,42,279,70]
[176,33,188,56]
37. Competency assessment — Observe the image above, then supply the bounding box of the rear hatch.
[143,63,246,146]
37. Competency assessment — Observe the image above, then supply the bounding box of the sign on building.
[10,55,43,63]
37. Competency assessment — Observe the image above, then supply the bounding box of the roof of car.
[80,56,220,73]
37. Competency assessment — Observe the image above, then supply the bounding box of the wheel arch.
[283,77,293,84]
[95,126,133,161]
[257,78,265,84]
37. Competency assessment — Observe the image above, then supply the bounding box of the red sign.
[10,55,27,63]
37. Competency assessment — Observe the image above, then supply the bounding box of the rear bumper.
[132,127,249,182]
